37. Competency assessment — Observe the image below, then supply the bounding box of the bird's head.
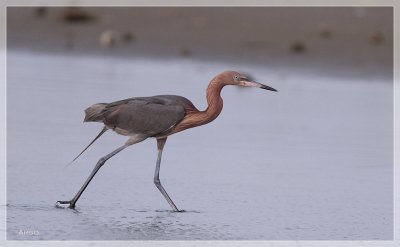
[214,70,278,92]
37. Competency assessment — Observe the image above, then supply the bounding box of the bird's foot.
[55,200,76,209]
[173,209,186,213]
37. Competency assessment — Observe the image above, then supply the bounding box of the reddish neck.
[170,80,225,134]
[201,80,224,121]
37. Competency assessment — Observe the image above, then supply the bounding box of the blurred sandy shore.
[7,7,393,79]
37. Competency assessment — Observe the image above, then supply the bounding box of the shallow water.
[6,51,393,240]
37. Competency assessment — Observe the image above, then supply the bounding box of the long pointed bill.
[240,81,278,92]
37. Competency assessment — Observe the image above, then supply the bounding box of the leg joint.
[154,177,161,186]
[96,157,107,167]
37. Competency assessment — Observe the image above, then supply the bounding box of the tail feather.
[84,103,107,122]
[65,126,108,167]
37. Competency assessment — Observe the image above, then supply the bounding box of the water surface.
[6,51,393,240]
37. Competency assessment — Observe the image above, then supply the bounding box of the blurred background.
[8,7,392,78]
[7,7,393,240]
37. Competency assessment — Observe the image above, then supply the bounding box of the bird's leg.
[57,144,129,208]
[154,137,182,212]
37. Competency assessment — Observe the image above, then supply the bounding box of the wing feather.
[101,96,187,136]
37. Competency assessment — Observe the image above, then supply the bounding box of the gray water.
[6,51,393,240]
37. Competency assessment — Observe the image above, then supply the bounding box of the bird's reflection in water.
[94,209,224,240]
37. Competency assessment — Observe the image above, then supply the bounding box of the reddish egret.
[57,70,277,211]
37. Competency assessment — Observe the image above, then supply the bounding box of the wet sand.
[7,7,393,78]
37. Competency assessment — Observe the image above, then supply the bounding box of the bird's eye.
[233,75,239,81]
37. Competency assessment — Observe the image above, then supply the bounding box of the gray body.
[85,95,194,137]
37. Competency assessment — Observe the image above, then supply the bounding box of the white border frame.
[0,1,398,247]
